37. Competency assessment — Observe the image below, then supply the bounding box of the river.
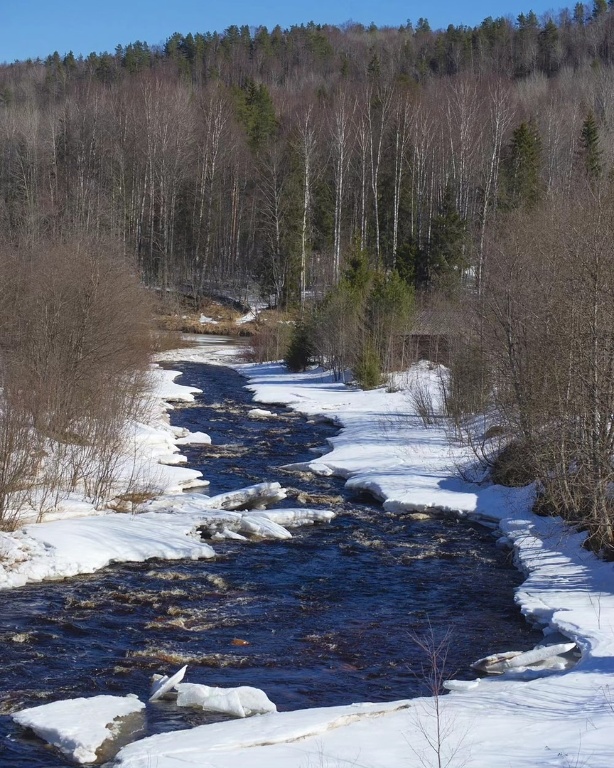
[0,360,541,766]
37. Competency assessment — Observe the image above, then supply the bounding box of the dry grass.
[156,309,254,337]
[152,329,197,353]
[108,490,158,514]
[153,295,253,335]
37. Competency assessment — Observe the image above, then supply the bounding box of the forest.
[2,2,614,550]
[0,2,613,298]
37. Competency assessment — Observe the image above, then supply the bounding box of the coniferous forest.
[4,5,614,549]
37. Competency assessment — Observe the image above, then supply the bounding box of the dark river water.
[0,360,541,767]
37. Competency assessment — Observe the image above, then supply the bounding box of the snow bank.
[150,367,201,403]
[1,508,216,588]
[0,362,211,588]
[13,695,144,764]
[0,488,335,588]
[114,701,410,768]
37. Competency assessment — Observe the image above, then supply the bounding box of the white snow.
[150,366,201,403]
[2,508,216,587]
[114,701,411,768]
[199,314,218,324]
[236,309,258,324]
[12,695,145,764]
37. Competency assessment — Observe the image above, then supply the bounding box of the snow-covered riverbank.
[4,337,614,766]
[0,367,209,589]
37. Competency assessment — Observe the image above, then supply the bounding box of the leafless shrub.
[0,235,154,521]
[409,375,438,427]
[440,337,491,426]
[408,627,470,768]
[245,315,293,362]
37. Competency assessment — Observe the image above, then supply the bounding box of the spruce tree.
[580,111,602,180]
[505,120,542,209]
[427,187,468,285]
[574,2,586,24]
[235,80,278,153]
[285,321,314,372]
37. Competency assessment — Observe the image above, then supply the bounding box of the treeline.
[19,2,614,87]
[1,6,614,304]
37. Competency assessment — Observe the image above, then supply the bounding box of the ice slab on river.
[149,665,187,702]
[175,431,212,445]
[248,408,276,418]
[175,683,277,717]
[13,695,145,764]
[190,507,335,540]
[201,482,288,510]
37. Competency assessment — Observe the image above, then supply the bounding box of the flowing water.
[0,360,541,767]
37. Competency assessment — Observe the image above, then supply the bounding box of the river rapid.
[0,360,541,767]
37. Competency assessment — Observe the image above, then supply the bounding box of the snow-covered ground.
[5,336,614,766]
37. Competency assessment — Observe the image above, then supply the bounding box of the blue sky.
[2,0,564,64]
